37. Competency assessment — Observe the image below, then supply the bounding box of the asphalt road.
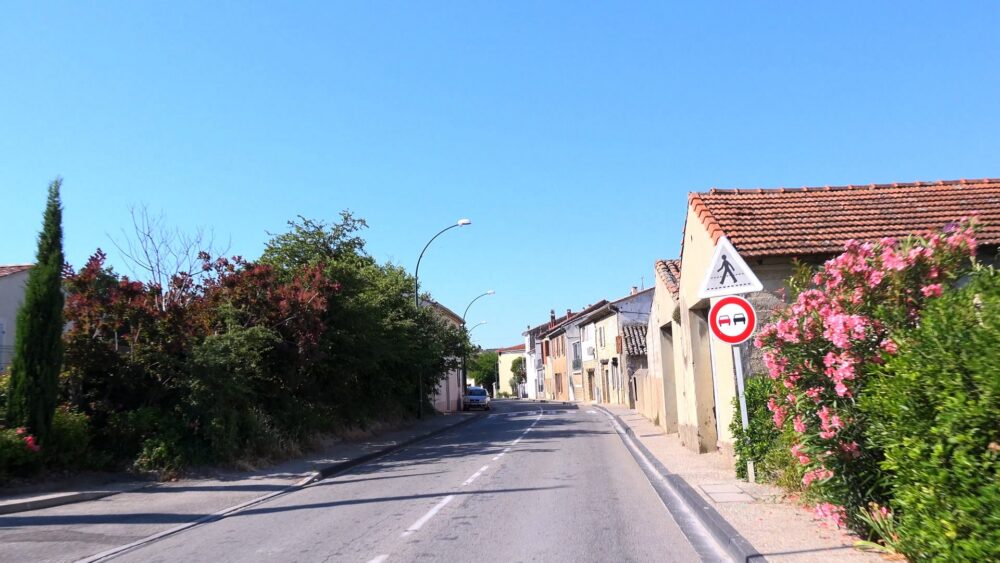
[103,400,702,562]
[1,400,708,562]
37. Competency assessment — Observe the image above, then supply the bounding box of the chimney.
[631,286,638,295]
[549,309,556,328]
[566,308,572,318]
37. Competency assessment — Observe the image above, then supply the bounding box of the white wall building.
[0,265,32,371]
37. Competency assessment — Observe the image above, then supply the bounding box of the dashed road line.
[400,495,455,537]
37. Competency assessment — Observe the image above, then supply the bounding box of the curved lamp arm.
[462,290,495,324]
[414,219,471,307]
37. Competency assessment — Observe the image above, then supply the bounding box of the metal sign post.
[732,345,755,483]
[708,295,758,483]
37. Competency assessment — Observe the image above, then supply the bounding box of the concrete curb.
[0,488,144,516]
[2,413,482,519]
[596,405,764,563]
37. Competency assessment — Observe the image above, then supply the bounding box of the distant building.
[424,299,464,413]
[496,343,527,397]
[0,264,32,371]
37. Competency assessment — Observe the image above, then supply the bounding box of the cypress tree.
[7,179,65,443]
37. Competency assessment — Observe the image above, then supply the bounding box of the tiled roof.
[539,300,610,338]
[654,259,681,299]
[497,343,526,354]
[0,264,32,278]
[622,324,647,356]
[689,178,1000,258]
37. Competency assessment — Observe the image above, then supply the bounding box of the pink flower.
[14,427,26,436]
[791,443,811,465]
[839,441,861,459]
[802,468,834,486]
[814,502,847,528]
[793,415,807,433]
[921,283,943,298]
[881,247,907,271]
[880,339,898,355]
[23,435,40,453]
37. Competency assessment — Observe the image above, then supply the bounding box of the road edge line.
[595,405,765,563]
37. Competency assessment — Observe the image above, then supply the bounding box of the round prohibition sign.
[709,296,757,345]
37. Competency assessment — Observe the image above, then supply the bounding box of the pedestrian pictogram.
[698,237,763,299]
[709,296,756,345]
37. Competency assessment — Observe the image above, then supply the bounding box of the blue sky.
[2,2,998,348]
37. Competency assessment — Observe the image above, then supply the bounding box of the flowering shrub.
[755,221,978,528]
[0,426,43,481]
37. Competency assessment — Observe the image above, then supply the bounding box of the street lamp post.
[461,291,495,411]
[414,218,471,419]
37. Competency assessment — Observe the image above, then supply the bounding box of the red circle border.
[709,296,757,345]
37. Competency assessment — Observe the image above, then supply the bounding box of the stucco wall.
[644,270,679,432]
[498,351,526,396]
[0,270,30,370]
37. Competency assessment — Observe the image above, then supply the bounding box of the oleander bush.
[755,219,980,536]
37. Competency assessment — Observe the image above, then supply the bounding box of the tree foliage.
[56,212,466,471]
[7,179,65,444]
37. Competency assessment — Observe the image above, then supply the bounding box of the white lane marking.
[492,455,500,461]
[587,410,597,414]
[367,555,389,563]
[462,465,490,486]
[401,495,455,537]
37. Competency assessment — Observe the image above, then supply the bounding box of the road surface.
[5,401,708,562]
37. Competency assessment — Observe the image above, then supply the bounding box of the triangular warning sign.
[698,237,763,299]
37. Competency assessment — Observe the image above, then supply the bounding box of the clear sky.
[2,2,998,348]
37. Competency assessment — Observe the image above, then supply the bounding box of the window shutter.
[616,335,623,354]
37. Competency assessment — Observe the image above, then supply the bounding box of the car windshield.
[469,388,487,396]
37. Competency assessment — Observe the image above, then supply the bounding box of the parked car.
[463,387,491,411]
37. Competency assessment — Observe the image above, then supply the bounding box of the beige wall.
[593,315,624,404]
[644,270,679,433]
[676,206,797,456]
[497,351,526,396]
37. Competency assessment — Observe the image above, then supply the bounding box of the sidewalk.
[600,404,883,563]
[0,412,478,563]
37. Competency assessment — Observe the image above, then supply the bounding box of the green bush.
[0,427,43,481]
[863,267,1000,561]
[43,407,98,470]
[730,375,784,481]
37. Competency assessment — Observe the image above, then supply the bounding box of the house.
[0,265,32,371]
[425,299,465,413]
[538,302,608,401]
[496,343,527,397]
[576,288,653,406]
[643,259,682,434]
[655,178,1000,459]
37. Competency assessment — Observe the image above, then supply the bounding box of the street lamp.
[462,290,495,323]
[460,291,494,411]
[468,320,487,332]
[413,218,471,419]
[414,218,471,308]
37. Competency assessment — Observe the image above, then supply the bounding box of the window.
[598,326,605,347]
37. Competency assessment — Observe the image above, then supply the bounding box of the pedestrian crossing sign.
[698,237,763,298]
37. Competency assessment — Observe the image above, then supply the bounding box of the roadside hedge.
[862,267,1000,561]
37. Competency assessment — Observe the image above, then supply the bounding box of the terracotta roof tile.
[0,264,32,278]
[497,343,526,354]
[654,259,681,299]
[621,324,647,356]
[689,178,1000,257]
